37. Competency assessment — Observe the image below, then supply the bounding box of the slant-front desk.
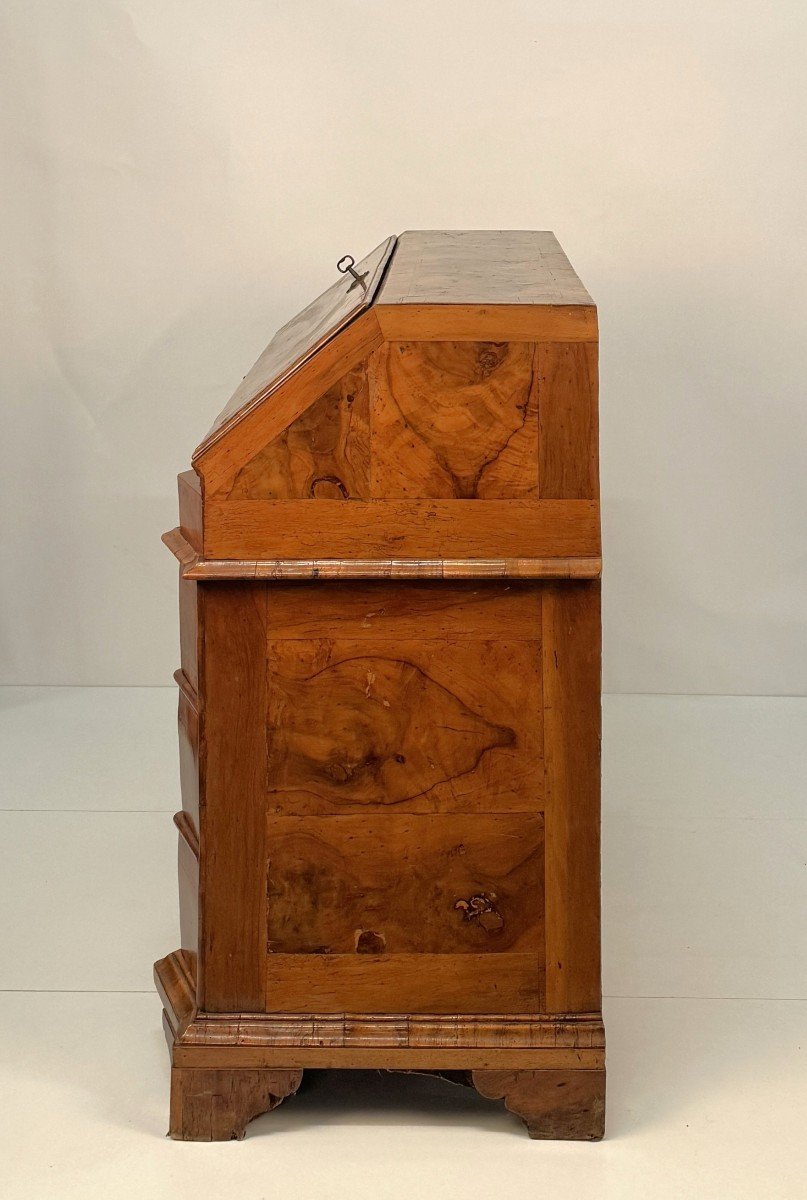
[156,230,605,1141]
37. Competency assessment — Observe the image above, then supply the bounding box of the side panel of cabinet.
[263,581,546,1015]
[194,580,601,1017]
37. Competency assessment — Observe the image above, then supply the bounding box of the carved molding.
[156,950,604,1059]
[162,528,601,581]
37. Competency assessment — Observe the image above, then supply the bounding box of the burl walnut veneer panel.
[265,633,543,814]
[226,365,371,501]
[265,812,544,956]
[369,340,539,499]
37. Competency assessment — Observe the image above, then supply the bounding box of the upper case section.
[194,231,595,462]
[177,231,600,573]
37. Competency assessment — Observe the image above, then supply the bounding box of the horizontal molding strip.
[162,530,601,581]
[182,1011,605,1050]
[156,951,605,1071]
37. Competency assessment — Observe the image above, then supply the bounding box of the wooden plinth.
[156,950,605,1142]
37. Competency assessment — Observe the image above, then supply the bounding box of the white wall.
[2,0,805,692]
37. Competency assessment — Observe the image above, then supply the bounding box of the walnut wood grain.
[542,582,602,1013]
[157,948,602,1070]
[265,631,542,814]
[194,233,597,493]
[471,1068,605,1140]
[265,952,544,1015]
[203,498,600,560]
[375,230,596,349]
[538,342,599,499]
[265,813,544,954]
[164,525,602,580]
[369,341,538,498]
[227,364,370,500]
[158,950,600,1043]
[185,1018,603,1053]
[198,556,602,579]
[195,310,384,496]
[169,1066,303,1141]
[198,237,394,455]
[375,304,597,343]
[199,583,269,1012]
[177,1046,603,1072]
[163,527,602,581]
[266,579,539,640]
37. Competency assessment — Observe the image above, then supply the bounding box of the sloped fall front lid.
[194,230,594,460]
[197,236,396,456]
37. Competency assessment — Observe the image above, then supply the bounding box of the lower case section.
[156,950,605,1142]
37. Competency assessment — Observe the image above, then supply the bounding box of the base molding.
[156,950,605,1140]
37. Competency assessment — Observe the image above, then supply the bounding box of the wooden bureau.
[156,230,605,1140]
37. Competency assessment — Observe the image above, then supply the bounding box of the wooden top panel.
[376,231,593,307]
[196,237,395,456]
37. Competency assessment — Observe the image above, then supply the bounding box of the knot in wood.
[454,892,504,933]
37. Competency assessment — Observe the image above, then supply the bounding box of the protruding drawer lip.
[174,810,199,859]
[173,665,199,708]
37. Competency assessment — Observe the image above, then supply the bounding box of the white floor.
[1,688,805,1199]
